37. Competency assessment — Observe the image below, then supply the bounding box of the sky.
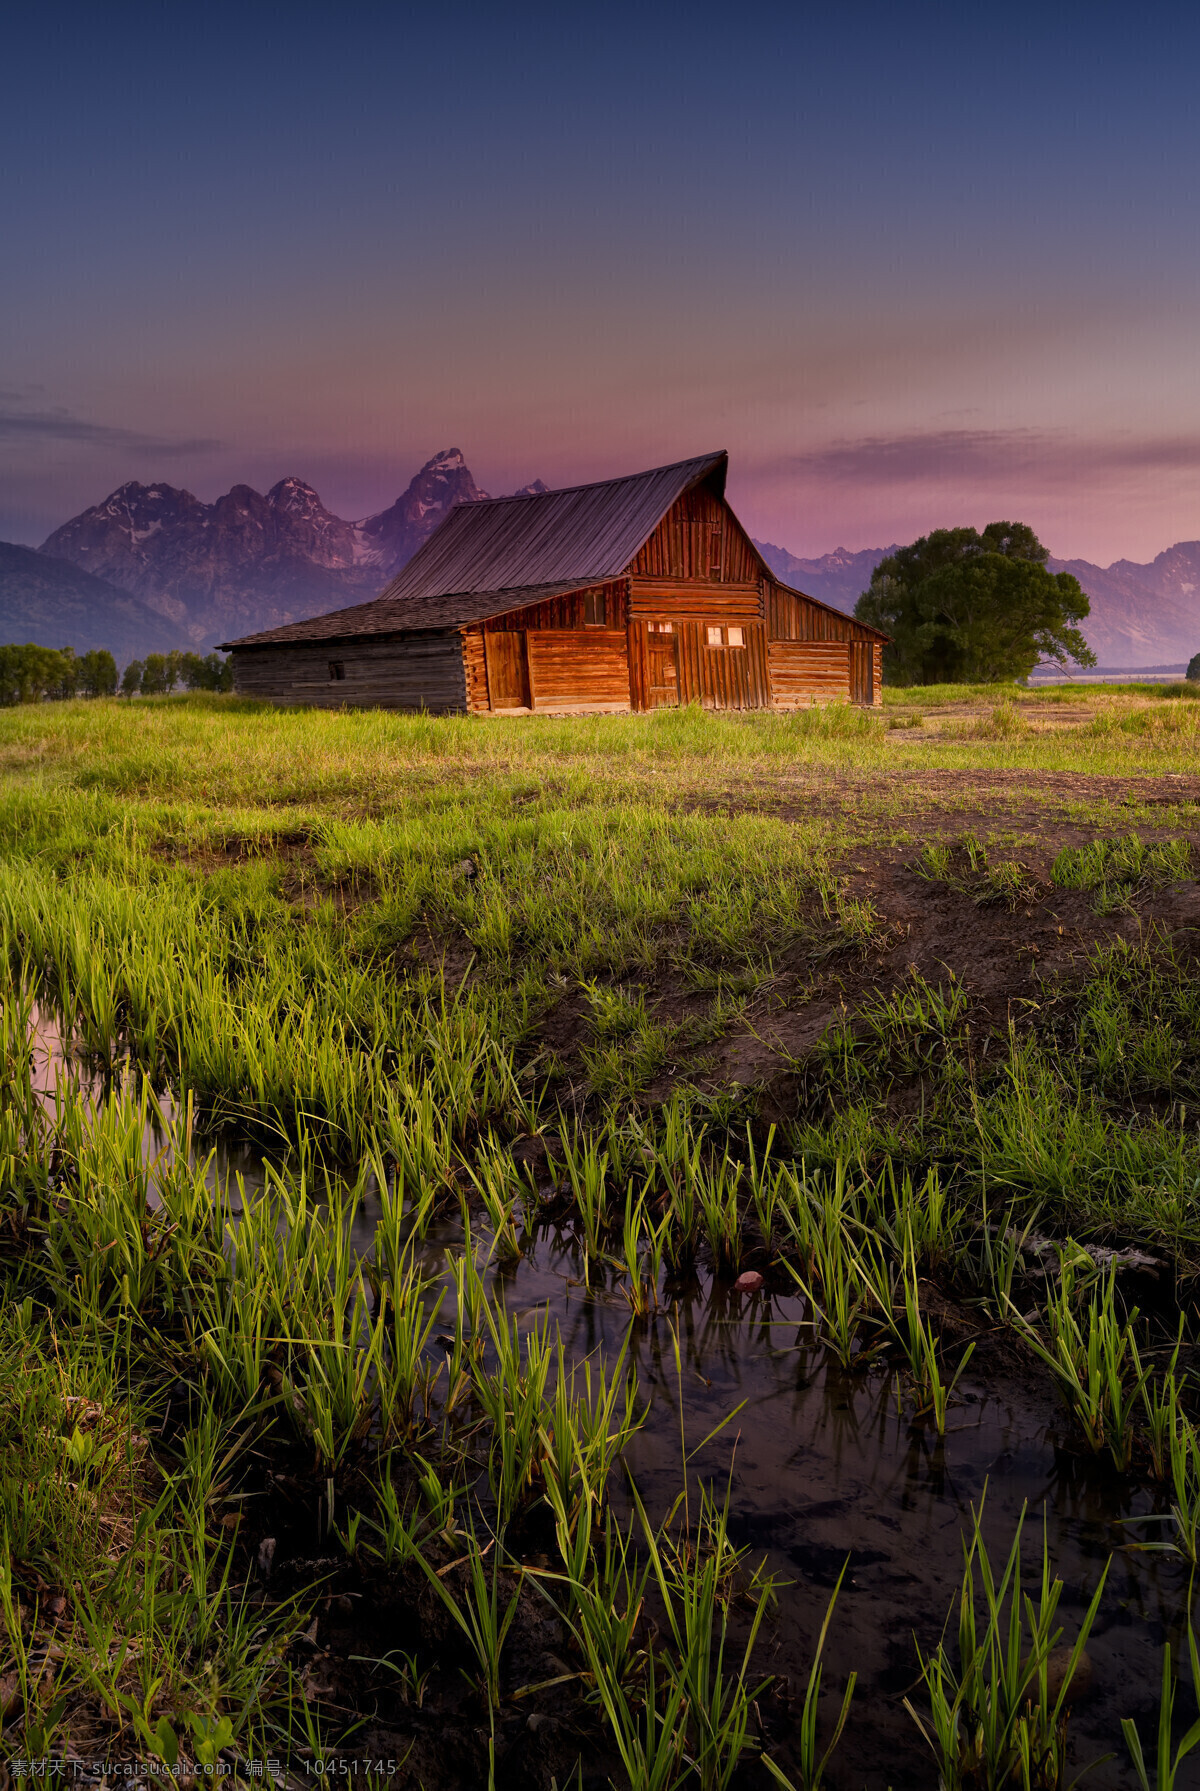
[4,0,1200,564]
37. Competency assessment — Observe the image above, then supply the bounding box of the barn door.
[484,631,531,710]
[646,625,679,708]
[850,641,874,706]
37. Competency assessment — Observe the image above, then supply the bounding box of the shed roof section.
[221,582,598,649]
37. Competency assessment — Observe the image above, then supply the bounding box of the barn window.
[706,625,746,649]
[727,626,745,648]
[583,590,607,626]
[706,625,723,647]
[710,521,723,575]
[328,661,345,681]
[648,620,673,634]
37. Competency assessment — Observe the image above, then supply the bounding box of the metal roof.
[381,450,728,602]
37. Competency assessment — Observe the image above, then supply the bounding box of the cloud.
[0,406,222,455]
[759,428,1200,487]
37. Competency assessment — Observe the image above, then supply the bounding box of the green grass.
[2,690,1200,1782]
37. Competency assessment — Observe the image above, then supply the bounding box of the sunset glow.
[6,2,1200,564]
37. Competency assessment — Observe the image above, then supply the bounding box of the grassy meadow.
[2,685,1200,1788]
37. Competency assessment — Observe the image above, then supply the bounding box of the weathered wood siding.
[627,618,769,710]
[466,610,632,714]
[626,571,767,713]
[627,580,762,622]
[231,633,467,711]
[767,641,852,706]
[629,484,761,582]
[850,641,883,707]
[767,582,858,643]
[483,583,628,632]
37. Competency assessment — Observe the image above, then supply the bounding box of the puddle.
[415,1225,1181,1787]
[29,1000,269,1198]
[26,1006,1184,1784]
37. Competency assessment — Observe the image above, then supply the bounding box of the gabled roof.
[382,450,727,602]
[221,452,727,647]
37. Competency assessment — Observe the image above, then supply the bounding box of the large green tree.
[854,521,1095,685]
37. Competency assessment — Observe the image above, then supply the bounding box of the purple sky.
[6,2,1200,564]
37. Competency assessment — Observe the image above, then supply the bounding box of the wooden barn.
[221,452,886,713]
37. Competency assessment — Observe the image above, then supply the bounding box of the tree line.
[0,645,233,706]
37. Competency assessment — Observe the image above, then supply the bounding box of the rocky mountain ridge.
[752,541,899,614]
[1045,542,1200,665]
[38,449,492,648]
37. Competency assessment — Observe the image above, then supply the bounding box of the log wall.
[462,629,490,713]
[464,622,631,714]
[766,641,852,706]
[527,630,630,712]
[627,579,762,621]
[850,641,884,707]
[231,633,467,711]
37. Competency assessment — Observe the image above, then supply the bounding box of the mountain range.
[32,449,489,652]
[4,449,1200,667]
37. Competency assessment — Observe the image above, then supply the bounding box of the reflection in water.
[30,1000,271,1202]
[428,1224,1181,1788]
[30,1006,1184,1788]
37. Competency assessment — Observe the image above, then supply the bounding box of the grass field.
[2,686,1200,1789]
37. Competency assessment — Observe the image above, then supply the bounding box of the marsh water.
[409,1221,1181,1788]
[30,1009,1190,1787]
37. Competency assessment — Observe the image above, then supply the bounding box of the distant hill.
[0,542,184,661]
[753,541,896,612]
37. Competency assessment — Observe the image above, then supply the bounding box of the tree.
[0,644,74,705]
[180,650,234,692]
[1187,653,1200,684]
[78,649,118,697]
[854,521,1096,685]
[48,647,78,699]
[140,654,171,695]
[121,659,144,697]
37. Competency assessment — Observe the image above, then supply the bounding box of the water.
[26,1006,1188,1784]
[440,1229,1183,1787]
[29,998,269,1199]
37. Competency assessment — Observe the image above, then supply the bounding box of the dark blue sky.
[5,1,1200,559]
